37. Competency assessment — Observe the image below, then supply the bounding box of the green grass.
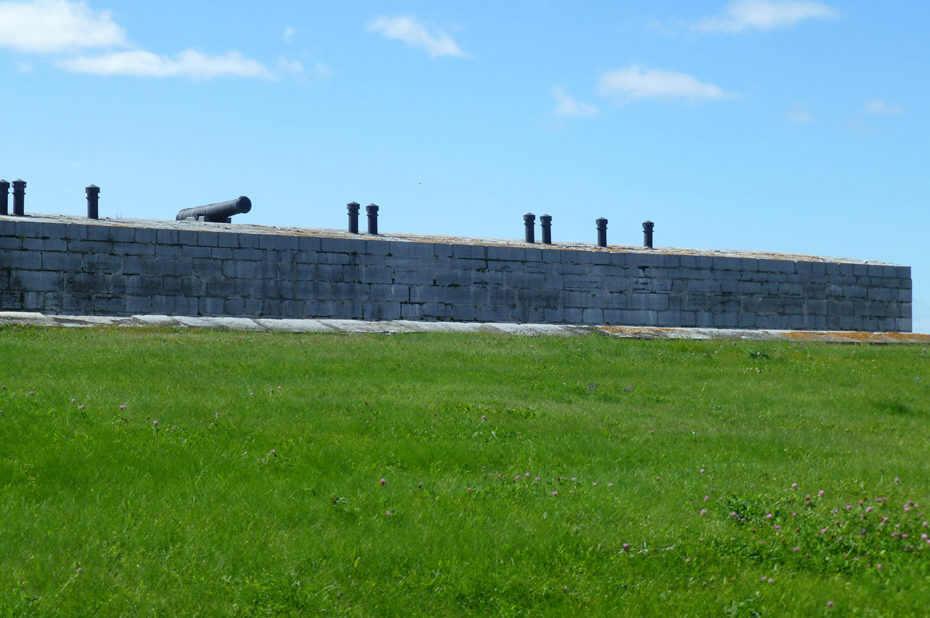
[1,326,929,616]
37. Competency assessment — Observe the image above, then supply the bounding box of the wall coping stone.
[0,212,900,267]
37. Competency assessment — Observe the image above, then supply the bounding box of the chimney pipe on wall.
[86,185,100,220]
[12,179,25,216]
[523,213,535,243]
[596,217,608,248]
[347,201,360,234]
[366,203,379,235]
[643,220,654,249]
[540,214,552,245]
[0,180,8,216]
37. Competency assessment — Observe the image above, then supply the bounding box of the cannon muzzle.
[176,196,251,223]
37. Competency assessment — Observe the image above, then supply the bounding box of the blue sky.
[2,1,927,331]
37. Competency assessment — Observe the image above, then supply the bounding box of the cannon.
[176,196,251,223]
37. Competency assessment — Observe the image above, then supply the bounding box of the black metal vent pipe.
[366,203,379,235]
[0,180,8,216]
[524,213,535,243]
[540,214,552,244]
[86,185,100,220]
[347,201,360,233]
[12,179,25,216]
[596,217,608,247]
[643,220,654,249]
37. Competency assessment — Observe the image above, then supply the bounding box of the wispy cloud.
[694,0,836,34]
[598,66,735,103]
[368,15,464,58]
[553,87,598,118]
[787,108,813,123]
[277,57,303,74]
[0,0,127,53]
[57,49,273,79]
[283,26,296,43]
[863,99,903,116]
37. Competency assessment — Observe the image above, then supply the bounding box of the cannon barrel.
[176,196,251,223]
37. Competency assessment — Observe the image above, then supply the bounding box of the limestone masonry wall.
[0,215,913,331]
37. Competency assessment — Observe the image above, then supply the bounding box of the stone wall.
[0,215,913,331]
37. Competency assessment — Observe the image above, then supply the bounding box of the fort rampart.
[0,214,912,331]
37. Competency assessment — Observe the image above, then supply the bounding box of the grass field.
[1,325,929,616]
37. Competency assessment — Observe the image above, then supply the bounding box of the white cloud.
[57,49,273,79]
[277,57,306,75]
[864,99,903,116]
[283,26,296,43]
[694,0,836,33]
[0,0,126,53]
[368,15,464,58]
[597,66,735,103]
[787,108,813,123]
[553,87,598,118]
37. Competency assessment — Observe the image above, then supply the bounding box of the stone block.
[126,295,152,313]
[401,302,423,320]
[582,307,603,323]
[488,246,525,262]
[155,230,180,245]
[198,297,225,315]
[259,234,299,250]
[238,234,260,249]
[319,237,364,254]
[181,245,212,258]
[178,230,199,246]
[41,252,82,271]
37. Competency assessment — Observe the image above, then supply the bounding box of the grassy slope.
[1,326,928,616]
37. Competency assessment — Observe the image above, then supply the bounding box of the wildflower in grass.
[466,488,472,493]
[766,513,773,519]
[385,510,391,516]
[894,477,900,484]
[592,482,597,486]
[481,415,486,421]
[270,449,277,456]
[704,495,709,501]
[818,490,825,497]
[607,483,613,487]
[793,547,799,552]
[876,563,882,569]
[535,477,540,482]
[828,601,834,608]
[277,386,282,391]
[792,483,797,488]
[552,491,558,496]
[622,543,629,551]
[76,568,82,573]
[700,468,705,474]
[768,578,774,583]
[700,509,707,516]
[71,398,76,403]
[380,478,386,485]
[153,420,158,426]
[78,404,85,409]
[250,392,254,397]
[119,405,126,411]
